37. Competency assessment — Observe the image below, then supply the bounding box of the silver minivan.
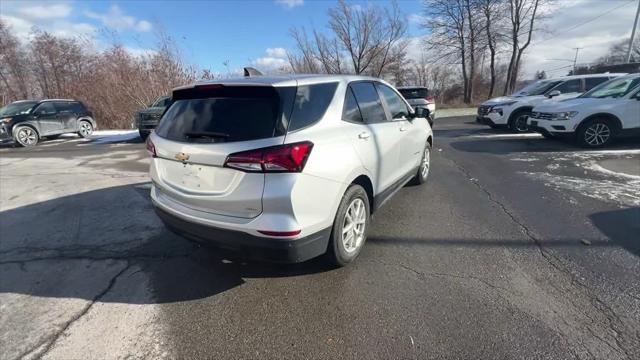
[147,74,433,265]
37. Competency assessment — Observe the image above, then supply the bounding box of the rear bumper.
[154,206,331,263]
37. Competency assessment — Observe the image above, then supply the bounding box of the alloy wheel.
[421,146,431,179]
[17,128,37,146]
[79,122,93,137]
[584,123,610,146]
[514,114,529,132]
[341,198,367,253]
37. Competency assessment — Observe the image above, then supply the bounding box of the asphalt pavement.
[0,117,638,359]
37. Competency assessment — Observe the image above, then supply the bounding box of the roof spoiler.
[244,67,263,77]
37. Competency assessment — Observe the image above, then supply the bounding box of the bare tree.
[478,0,506,98]
[422,0,477,103]
[502,0,548,95]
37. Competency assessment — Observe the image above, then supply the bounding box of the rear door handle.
[358,132,370,139]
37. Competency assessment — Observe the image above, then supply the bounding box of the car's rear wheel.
[577,118,615,148]
[78,120,93,138]
[411,142,432,185]
[13,126,39,147]
[509,110,531,133]
[327,184,370,267]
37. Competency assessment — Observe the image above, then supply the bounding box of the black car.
[136,96,171,139]
[0,99,96,147]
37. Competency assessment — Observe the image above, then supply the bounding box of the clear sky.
[1,0,638,78]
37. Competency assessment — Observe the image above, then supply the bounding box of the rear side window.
[398,88,428,99]
[376,83,409,119]
[350,82,387,123]
[585,77,609,91]
[70,102,88,113]
[156,86,292,143]
[553,79,582,94]
[342,87,363,123]
[287,82,338,131]
[53,102,73,112]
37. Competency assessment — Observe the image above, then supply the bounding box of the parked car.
[136,95,171,139]
[476,73,626,132]
[147,75,433,266]
[0,99,96,147]
[528,73,640,147]
[397,86,436,126]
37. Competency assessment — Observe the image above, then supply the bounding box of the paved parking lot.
[1,117,638,359]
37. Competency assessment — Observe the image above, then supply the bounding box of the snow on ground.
[582,161,640,181]
[467,133,543,139]
[521,171,640,207]
[90,130,140,144]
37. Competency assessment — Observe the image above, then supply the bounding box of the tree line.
[0,21,212,129]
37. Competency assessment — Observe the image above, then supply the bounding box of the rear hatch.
[398,87,432,106]
[151,84,295,218]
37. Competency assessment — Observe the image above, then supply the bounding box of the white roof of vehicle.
[544,73,627,81]
[174,74,382,91]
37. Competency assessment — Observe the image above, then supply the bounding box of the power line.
[533,0,637,46]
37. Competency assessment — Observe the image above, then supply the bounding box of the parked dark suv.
[0,99,96,147]
[136,95,171,139]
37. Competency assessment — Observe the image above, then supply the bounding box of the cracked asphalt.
[1,117,639,359]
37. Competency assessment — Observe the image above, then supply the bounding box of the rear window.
[155,86,293,143]
[398,88,428,99]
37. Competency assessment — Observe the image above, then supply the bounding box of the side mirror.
[547,90,561,98]
[411,106,429,119]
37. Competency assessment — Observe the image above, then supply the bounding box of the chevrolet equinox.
[147,75,433,266]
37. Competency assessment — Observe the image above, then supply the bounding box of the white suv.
[476,73,625,132]
[147,75,433,265]
[528,73,640,147]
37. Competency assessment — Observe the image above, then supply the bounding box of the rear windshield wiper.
[184,131,230,139]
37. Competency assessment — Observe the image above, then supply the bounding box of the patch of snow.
[521,171,640,207]
[466,133,542,139]
[582,161,640,181]
[90,130,140,144]
[546,163,561,170]
[511,157,539,162]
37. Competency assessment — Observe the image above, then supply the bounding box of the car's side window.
[553,79,582,94]
[34,102,56,115]
[288,82,339,131]
[349,82,387,124]
[342,86,363,123]
[70,102,87,113]
[376,83,409,120]
[585,77,609,91]
[53,102,72,113]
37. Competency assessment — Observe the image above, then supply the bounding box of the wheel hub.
[342,198,366,253]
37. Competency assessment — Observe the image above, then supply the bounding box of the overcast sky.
[1,0,638,79]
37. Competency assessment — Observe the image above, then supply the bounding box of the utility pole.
[572,47,583,73]
[626,0,640,63]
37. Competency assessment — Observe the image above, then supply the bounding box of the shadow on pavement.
[0,183,336,305]
[590,207,640,257]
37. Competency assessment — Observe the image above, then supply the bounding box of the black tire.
[576,118,616,148]
[540,129,555,139]
[508,110,531,133]
[13,126,39,147]
[326,184,370,267]
[77,120,93,138]
[410,142,432,185]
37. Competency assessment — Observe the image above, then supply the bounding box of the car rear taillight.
[224,141,313,173]
[146,137,156,157]
[425,95,435,103]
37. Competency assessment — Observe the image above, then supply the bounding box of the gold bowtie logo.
[175,152,189,162]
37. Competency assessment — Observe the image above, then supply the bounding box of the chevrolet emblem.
[175,152,190,162]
